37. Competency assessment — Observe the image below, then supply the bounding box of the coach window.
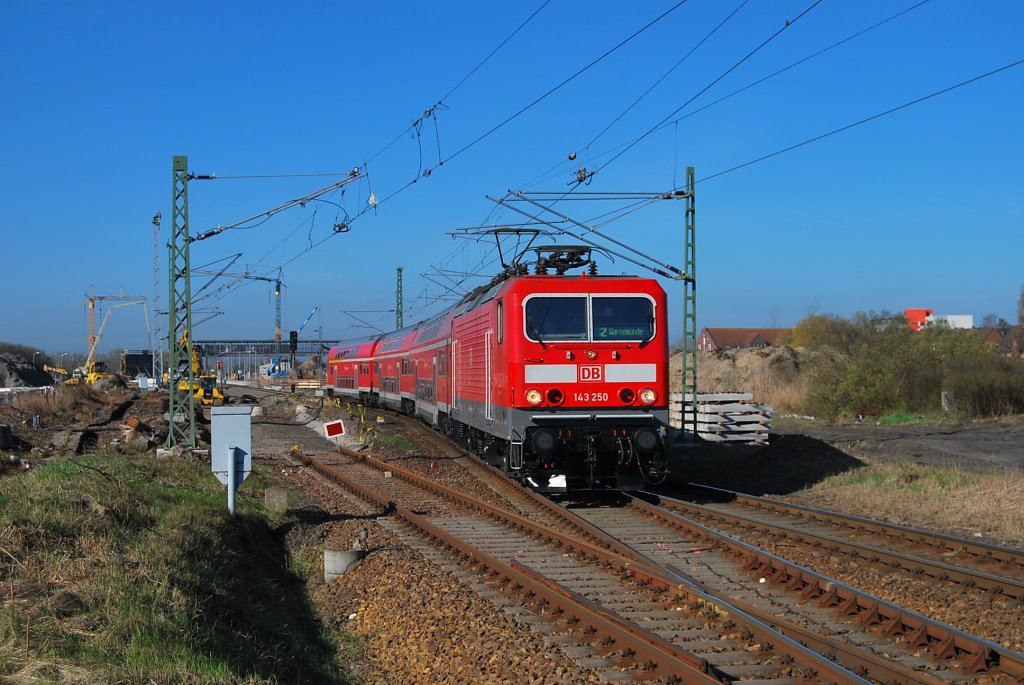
[496,301,503,344]
[524,296,587,342]
[591,296,655,342]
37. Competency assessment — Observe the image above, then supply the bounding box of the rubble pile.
[0,353,54,388]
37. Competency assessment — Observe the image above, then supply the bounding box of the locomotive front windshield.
[592,297,654,341]
[525,296,588,341]
[525,295,654,342]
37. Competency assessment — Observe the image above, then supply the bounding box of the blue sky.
[2,0,1021,356]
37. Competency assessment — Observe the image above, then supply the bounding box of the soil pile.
[669,347,807,410]
[0,353,54,388]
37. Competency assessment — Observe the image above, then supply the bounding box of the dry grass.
[9,385,123,425]
[9,386,69,415]
[670,348,809,412]
[789,461,1024,547]
[753,378,807,414]
[0,454,353,683]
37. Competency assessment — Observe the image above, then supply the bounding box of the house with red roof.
[697,328,787,352]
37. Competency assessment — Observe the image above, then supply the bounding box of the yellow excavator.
[44,365,70,381]
[168,331,224,406]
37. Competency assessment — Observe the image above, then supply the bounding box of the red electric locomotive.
[326,246,671,491]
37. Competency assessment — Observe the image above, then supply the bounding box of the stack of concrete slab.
[670,392,772,444]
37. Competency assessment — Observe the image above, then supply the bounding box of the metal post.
[166,155,196,448]
[274,278,282,354]
[227,445,237,517]
[682,166,698,441]
[152,212,163,384]
[396,266,404,329]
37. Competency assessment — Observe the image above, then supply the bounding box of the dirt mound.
[670,346,807,411]
[0,353,54,388]
[295,357,320,379]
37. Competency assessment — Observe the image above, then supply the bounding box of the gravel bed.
[750,537,1024,653]
[282,405,1024,678]
[281,454,601,684]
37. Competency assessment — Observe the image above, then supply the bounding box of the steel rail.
[380,412,1022,681]
[300,451,882,684]
[629,496,1024,679]
[297,454,721,683]
[684,483,1024,571]
[651,491,1024,599]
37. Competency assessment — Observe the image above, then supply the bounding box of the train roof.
[329,269,663,354]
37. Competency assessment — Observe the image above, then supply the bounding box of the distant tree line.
[0,341,46,361]
[0,341,117,374]
[788,312,1024,419]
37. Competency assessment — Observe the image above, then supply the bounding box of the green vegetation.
[801,461,1024,547]
[372,433,417,453]
[827,462,978,492]
[876,413,947,425]
[0,454,355,684]
[790,312,1023,420]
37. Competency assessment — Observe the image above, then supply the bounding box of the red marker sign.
[323,420,346,438]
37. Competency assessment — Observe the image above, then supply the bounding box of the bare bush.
[944,356,1024,416]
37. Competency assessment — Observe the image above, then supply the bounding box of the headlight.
[526,388,543,406]
[639,388,657,405]
[546,388,564,405]
[618,388,635,404]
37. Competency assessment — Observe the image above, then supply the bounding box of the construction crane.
[190,267,285,350]
[85,290,147,352]
[68,301,147,384]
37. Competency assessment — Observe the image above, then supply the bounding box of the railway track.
[244,394,1023,681]
[298,449,871,683]
[450,457,1024,682]
[294,436,1024,683]
[658,484,1024,598]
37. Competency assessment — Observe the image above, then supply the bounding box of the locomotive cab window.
[592,296,655,342]
[524,296,587,342]
[496,300,503,344]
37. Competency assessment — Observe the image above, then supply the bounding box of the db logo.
[578,365,603,382]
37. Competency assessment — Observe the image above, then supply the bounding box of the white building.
[926,314,974,329]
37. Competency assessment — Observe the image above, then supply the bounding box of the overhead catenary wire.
[471,0,822,271]
[359,0,551,173]
[696,57,1024,185]
[517,0,931,193]
[593,0,824,177]
[190,171,363,243]
[584,0,751,158]
[436,0,551,105]
[213,2,697,287]
[190,4,550,269]
[497,55,1024,258]
[654,0,935,139]
[421,0,694,176]
[469,0,823,262]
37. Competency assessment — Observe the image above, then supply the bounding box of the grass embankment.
[0,454,355,684]
[797,461,1024,547]
[673,441,1024,547]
